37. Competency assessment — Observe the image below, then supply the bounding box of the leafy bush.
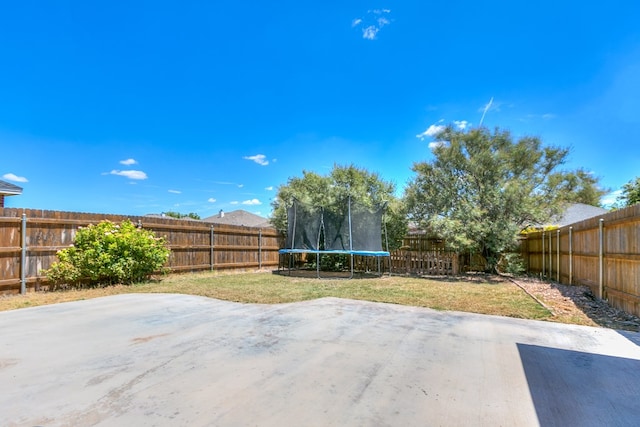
[45,220,170,287]
[497,253,526,276]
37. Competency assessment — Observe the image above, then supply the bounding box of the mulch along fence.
[0,208,283,294]
[520,203,640,317]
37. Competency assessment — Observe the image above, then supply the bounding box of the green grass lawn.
[0,271,552,322]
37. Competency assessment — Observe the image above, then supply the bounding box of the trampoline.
[279,197,391,278]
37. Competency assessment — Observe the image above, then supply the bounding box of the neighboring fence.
[0,208,283,294]
[520,204,640,317]
[387,235,459,275]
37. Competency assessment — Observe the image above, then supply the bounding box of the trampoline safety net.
[283,197,388,253]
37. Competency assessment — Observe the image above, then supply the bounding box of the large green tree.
[271,164,407,250]
[547,168,609,207]
[620,176,640,207]
[404,126,604,272]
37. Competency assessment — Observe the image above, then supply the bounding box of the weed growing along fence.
[520,204,640,317]
[0,208,282,294]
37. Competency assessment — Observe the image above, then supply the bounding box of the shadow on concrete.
[517,343,640,426]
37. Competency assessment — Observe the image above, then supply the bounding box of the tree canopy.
[404,125,605,272]
[547,168,608,207]
[620,176,640,207]
[271,164,407,250]
[164,211,201,220]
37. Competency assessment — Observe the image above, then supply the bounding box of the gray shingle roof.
[202,210,272,228]
[0,179,23,195]
[551,203,608,226]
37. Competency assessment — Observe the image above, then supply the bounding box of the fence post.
[548,231,552,281]
[258,229,262,270]
[569,226,573,285]
[210,225,214,271]
[541,230,544,277]
[556,229,560,282]
[20,213,27,295]
[599,218,604,299]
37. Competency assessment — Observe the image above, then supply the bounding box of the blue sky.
[2,1,639,218]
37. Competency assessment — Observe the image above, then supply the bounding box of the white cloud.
[265,186,274,191]
[119,158,137,166]
[353,8,392,40]
[237,184,244,188]
[109,170,148,180]
[362,26,379,40]
[230,201,239,205]
[429,141,446,150]
[601,189,623,207]
[168,189,181,194]
[2,173,28,183]
[416,124,446,140]
[243,154,269,166]
[208,198,217,203]
[454,120,469,130]
[242,199,262,206]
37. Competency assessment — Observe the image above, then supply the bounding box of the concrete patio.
[1,294,639,426]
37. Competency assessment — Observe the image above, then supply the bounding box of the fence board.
[0,208,283,294]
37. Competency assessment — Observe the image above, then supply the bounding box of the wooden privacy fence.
[0,208,283,294]
[520,204,640,317]
[387,235,458,275]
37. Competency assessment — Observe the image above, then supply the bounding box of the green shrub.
[497,253,526,276]
[45,220,170,287]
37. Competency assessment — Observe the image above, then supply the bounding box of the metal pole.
[599,218,604,299]
[569,226,573,285]
[556,229,560,282]
[20,213,27,295]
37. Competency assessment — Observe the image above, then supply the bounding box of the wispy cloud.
[109,170,148,180]
[119,158,137,166]
[242,199,262,206]
[243,154,269,166]
[428,141,446,150]
[352,8,392,40]
[454,120,469,130]
[2,173,28,183]
[417,119,470,140]
[479,97,494,126]
[168,189,181,194]
[265,186,274,191]
[416,123,445,140]
[208,197,217,203]
[601,189,623,207]
[230,201,239,205]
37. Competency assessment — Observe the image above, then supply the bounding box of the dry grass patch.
[0,271,551,322]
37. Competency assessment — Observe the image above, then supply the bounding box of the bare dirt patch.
[510,276,640,332]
